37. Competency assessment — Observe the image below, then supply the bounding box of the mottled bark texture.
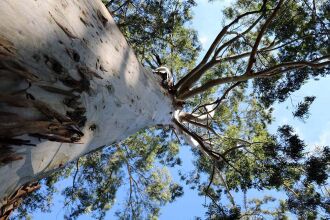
[0,0,174,207]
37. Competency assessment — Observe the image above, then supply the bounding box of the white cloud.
[306,122,330,153]
[196,0,210,5]
[196,0,232,6]
[293,126,304,139]
[312,126,330,147]
[199,35,209,49]
[279,117,289,125]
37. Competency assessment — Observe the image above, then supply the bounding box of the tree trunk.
[0,0,174,205]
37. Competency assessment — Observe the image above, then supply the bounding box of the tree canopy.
[12,0,329,219]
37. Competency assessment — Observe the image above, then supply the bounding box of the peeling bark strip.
[0,54,94,161]
[0,0,173,207]
[0,182,40,220]
[0,37,98,164]
[0,6,111,166]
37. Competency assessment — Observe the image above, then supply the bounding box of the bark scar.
[49,12,78,39]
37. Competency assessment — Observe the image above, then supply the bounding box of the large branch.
[174,0,268,93]
[178,59,330,99]
[175,0,287,100]
[177,33,318,99]
[177,33,321,99]
[175,13,266,96]
[245,0,284,75]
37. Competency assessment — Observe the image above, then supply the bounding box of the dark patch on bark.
[30,133,81,143]
[0,138,35,147]
[66,48,80,62]
[59,75,82,91]
[0,152,23,165]
[97,10,108,27]
[66,107,87,127]
[106,84,114,94]
[89,124,97,131]
[32,54,41,62]
[0,36,16,56]
[25,92,35,100]
[79,17,88,26]
[99,65,107,72]
[44,55,64,74]
[63,96,81,109]
[81,10,88,17]
[77,65,103,79]
[82,38,89,45]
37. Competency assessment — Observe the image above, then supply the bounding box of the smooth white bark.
[0,0,174,203]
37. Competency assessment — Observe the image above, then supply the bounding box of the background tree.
[1,0,329,219]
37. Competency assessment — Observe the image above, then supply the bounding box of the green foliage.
[14,165,73,219]
[305,146,330,185]
[253,0,330,107]
[292,96,316,121]
[107,0,201,75]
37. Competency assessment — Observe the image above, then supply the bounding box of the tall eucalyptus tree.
[0,0,329,219]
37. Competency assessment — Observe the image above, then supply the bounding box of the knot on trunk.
[153,66,174,91]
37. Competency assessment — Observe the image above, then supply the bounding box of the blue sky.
[30,0,330,219]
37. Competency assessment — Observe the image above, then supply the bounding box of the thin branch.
[193,82,241,117]
[323,186,330,196]
[205,165,216,194]
[173,118,243,176]
[105,0,116,8]
[170,125,181,144]
[182,117,219,137]
[214,13,265,58]
[204,190,225,215]
[125,159,134,217]
[72,159,80,190]
[222,145,249,157]
[218,171,235,206]
[110,0,131,14]
[221,139,264,157]
[283,183,299,198]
